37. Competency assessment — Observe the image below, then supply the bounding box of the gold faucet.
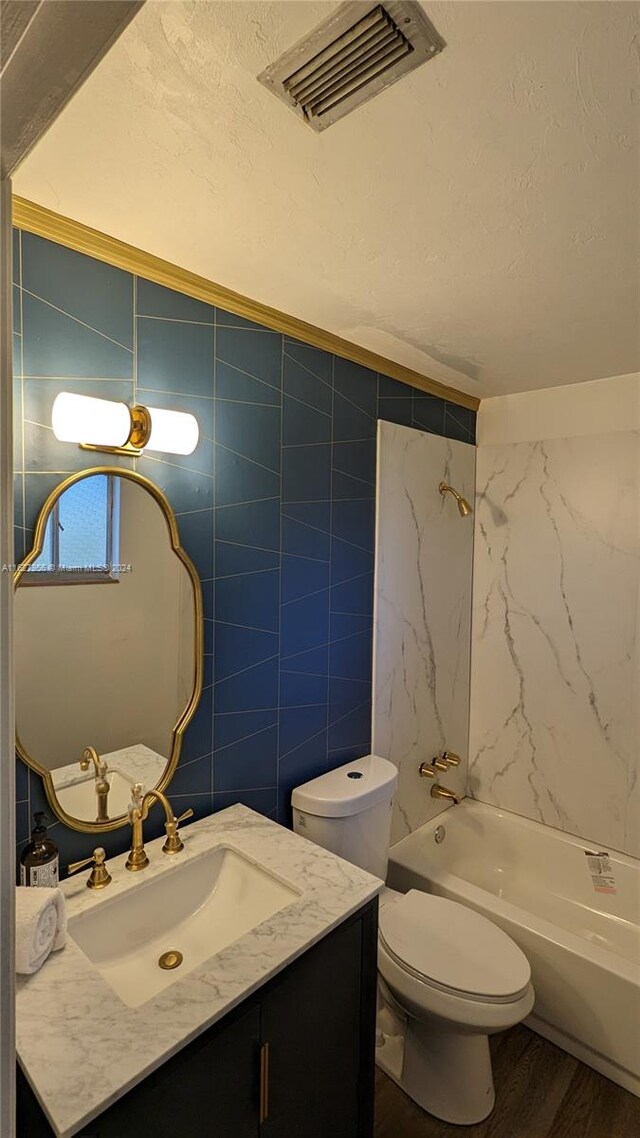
[418,760,461,805]
[80,746,110,823]
[126,784,194,871]
[430,783,460,805]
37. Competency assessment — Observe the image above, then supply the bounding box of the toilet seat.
[379,890,531,1003]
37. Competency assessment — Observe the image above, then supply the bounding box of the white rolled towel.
[15,887,67,975]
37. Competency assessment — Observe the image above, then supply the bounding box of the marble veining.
[16,805,381,1138]
[469,432,640,858]
[373,422,475,842]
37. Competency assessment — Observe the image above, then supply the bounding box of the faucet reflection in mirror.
[52,391,199,456]
[79,746,110,823]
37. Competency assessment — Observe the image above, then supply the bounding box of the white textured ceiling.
[14,0,640,397]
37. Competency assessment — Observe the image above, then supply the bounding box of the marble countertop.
[16,805,382,1138]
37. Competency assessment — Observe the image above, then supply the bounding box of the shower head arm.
[439,482,472,516]
[439,481,461,503]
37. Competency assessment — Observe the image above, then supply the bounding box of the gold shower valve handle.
[442,751,461,767]
[418,762,436,779]
[431,757,449,771]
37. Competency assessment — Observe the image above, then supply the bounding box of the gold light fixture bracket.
[128,405,152,449]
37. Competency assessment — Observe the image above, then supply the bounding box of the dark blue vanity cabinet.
[17,899,378,1138]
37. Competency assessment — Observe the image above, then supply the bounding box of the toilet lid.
[379,890,531,1000]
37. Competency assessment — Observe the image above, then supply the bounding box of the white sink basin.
[56,769,134,820]
[68,845,300,1007]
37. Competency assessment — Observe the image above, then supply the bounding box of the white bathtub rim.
[389,801,640,980]
[409,866,640,984]
[450,797,638,869]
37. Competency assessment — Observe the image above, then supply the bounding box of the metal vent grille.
[258,2,445,132]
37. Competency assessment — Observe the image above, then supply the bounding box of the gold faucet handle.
[442,751,461,767]
[79,746,94,772]
[419,758,448,776]
[162,807,194,855]
[80,746,107,776]
[68,847,112,890]
[128,783,145,818]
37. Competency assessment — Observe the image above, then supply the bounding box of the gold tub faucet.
[418,761,461,805]
[430,783,460,805]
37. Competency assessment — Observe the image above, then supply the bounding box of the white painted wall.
[470,374,640,857]
[477,372,640,444]
[373,421,475,843]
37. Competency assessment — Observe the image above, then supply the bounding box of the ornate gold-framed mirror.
[14,467,203,833]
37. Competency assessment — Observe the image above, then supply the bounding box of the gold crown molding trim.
[12,195,479,413]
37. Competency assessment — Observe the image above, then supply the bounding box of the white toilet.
[292,754,535,1125]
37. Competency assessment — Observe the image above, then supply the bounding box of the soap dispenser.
[20,813,59,887]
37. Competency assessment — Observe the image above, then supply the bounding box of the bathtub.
[387,799,640,1097]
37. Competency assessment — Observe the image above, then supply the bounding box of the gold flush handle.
[68,846,112,890]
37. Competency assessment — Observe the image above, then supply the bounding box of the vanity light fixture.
[51,392,199,456]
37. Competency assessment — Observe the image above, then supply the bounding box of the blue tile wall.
[12,228,475,865]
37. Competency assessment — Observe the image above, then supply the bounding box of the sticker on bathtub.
[584,850,617,894]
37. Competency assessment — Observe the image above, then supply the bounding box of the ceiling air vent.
[258,1,445,132]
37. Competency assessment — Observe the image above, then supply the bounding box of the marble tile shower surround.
[11,227,476,867]
[469,432,640,859]
[373,422,476,844]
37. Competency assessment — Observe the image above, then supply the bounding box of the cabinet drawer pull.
[259,1041,270,1123]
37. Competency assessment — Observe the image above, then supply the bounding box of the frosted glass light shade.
[51,392,199,455]
[145,407,199,455]
[52,393,131,447]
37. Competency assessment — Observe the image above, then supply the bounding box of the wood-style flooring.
[374,1025,640,1138]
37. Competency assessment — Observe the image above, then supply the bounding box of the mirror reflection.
[15,471,202,830]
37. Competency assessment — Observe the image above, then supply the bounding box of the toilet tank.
[291,754,398,880]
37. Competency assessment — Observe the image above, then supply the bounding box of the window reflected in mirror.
[25,474,121,585]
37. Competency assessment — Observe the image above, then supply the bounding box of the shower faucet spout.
[431,783,460,805]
